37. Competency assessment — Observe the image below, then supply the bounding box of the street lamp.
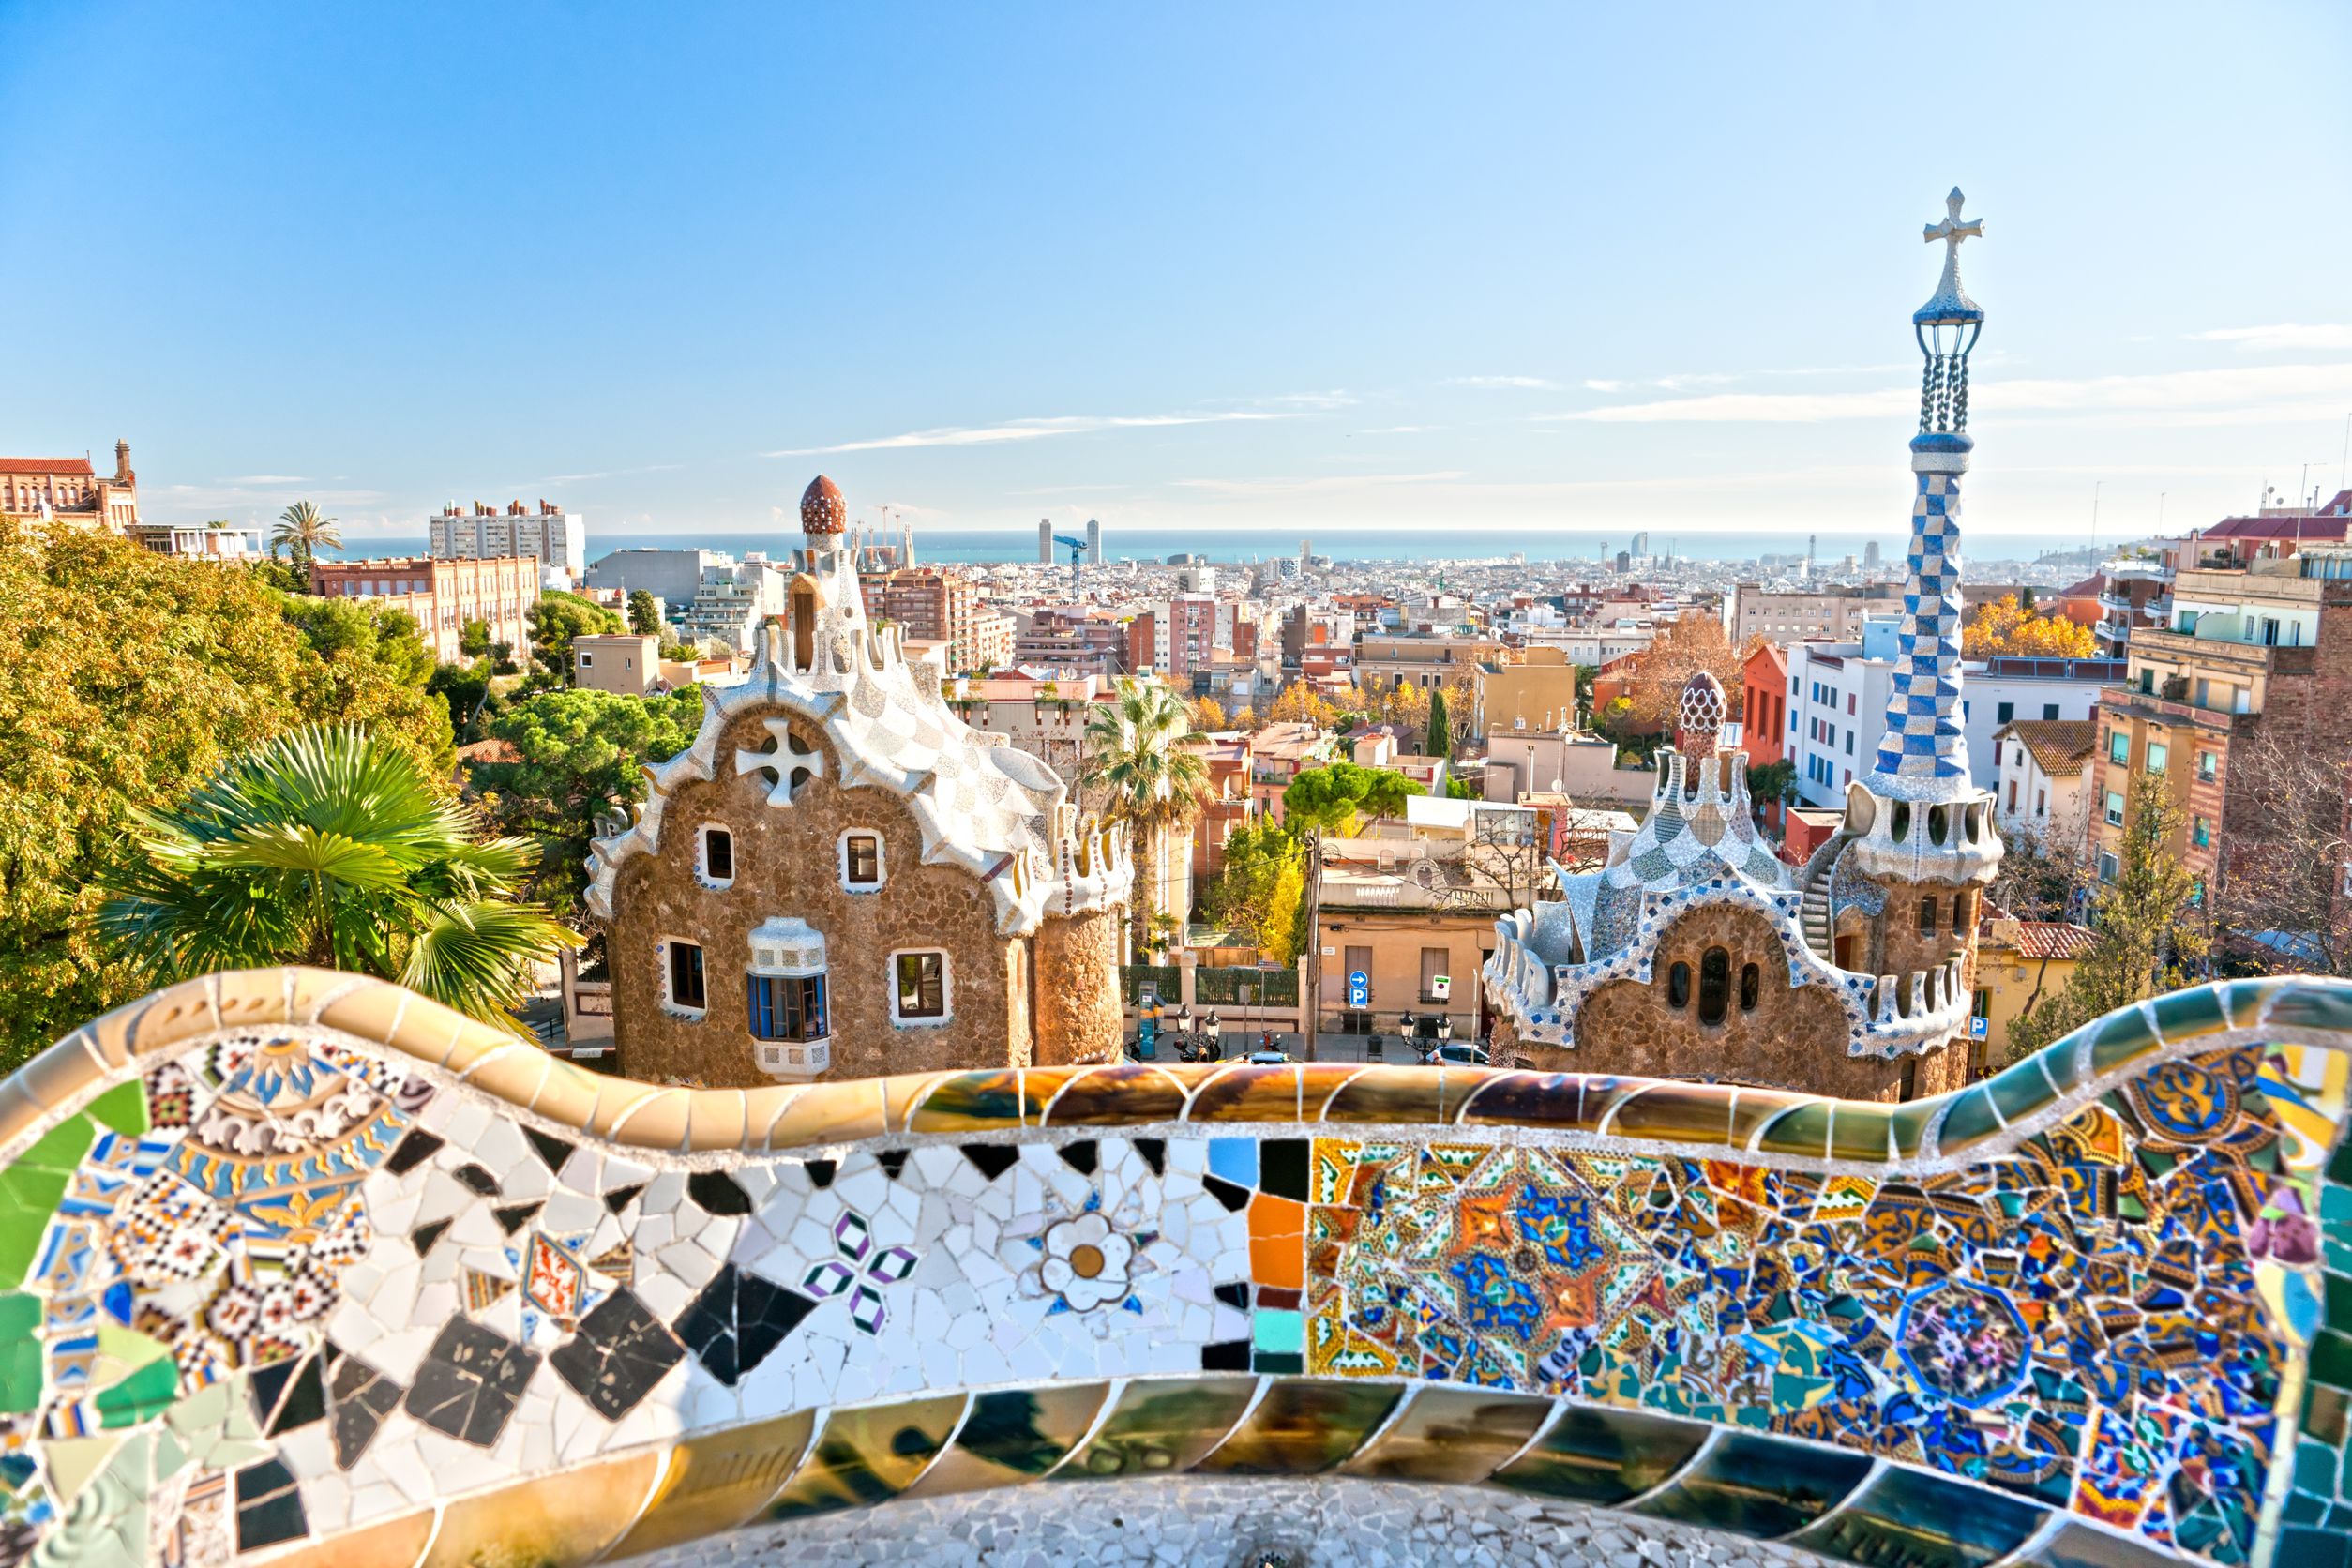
[1175,1005,1193,1036]
[1436,1016,1454,1042]
[1204,1010,1222,1045]
[1398,1011,1416,1041]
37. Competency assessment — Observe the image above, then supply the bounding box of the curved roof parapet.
[2,966,2346,1568]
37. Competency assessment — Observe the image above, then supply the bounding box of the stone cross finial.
[1923,188,1983,257]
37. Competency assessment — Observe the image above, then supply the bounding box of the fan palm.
[1082,679,1210,943]
[95,725,576,1032]
[271,500,342,576]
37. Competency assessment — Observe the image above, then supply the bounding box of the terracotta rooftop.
[1997,717,2098,777]
[0,457,95,475]
[1995,920,2101,961]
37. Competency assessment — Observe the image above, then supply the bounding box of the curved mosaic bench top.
[4,969,2351,1568]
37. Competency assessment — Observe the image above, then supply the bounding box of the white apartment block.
[430,501,586,580]
[1782,622,2120,809]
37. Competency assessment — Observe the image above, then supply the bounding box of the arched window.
[1739,962,1760,1012]
[1666,962,1692,1008]
[1952,890,1971,933]
[1697,947,1731,1025]
[1918,897,1938,937]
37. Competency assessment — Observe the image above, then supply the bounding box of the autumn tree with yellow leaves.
[1963,594,2097,659]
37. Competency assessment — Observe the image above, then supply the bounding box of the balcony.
[755,1034,831,1080]
[2097,685,2258,735]
[2126,627,2317,678]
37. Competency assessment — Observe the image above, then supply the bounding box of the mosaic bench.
[3,968,2351,1568]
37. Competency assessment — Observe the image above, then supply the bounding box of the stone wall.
[1034,906,1123,1065]
[1527,903,1966,1100]
[610,710,1020,1086]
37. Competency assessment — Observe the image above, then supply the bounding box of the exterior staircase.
[1795,833,1849,961]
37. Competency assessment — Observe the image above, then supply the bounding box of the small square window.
[2108,731,2129,763]
[2192,816,2210,848]
[1996,701,2013,723]
[666,941,706,1012]
[893,951,948,1022]
[2146,742,2167,776]
[843,833,883,889]
[2104,792,2125,826]
[2043,703,2059,720]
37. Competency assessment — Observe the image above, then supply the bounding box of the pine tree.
[1426,688,1452,759]
[2008,772,2206,1058]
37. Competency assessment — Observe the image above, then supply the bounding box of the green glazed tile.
[2221,978,2279,1030]
[2084,1004,2161,1079]
[2148,985,2227,1047]
[95,1356,177,1429]
[2310,1330,2352,1391]
[2267,984,2352,1036]
[1985,1057,2058,1126]
[0,1113,94,1289]
[1889,1098,1942,1159]
[0,1293,39,1413]
[1933,1086,2005,1157]
[1827,1105,1893,1164]
[2327,1139,2352,1188]
[2329,1273,2352,1336]
[84,1081,146,1140]
[1252,1309,1303,1355]
[2298,1437,2342,1496]
[1753,1102,1832,1160]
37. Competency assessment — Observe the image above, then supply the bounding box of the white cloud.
[767,408,1306,456]
[2190,324,2352,352]
[1581,379,1627,393]
[1356,425,1437,434]
[1546,362,2352,425]
[1445,375,1559,390]
[1171,471,1466,497]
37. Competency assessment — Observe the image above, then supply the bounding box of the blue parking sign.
[1346,970,1369,1008]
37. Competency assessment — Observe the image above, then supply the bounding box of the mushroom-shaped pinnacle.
[800,475,848,535]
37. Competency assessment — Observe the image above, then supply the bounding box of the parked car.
[1244,1049,1291,1065]
[1427,1041,1490,1067]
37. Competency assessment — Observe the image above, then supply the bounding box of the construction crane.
[1052,533,1087,594]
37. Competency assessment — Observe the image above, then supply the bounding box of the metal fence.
[1194,967,1299,1007]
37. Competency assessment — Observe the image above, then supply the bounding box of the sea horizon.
[319,524,2112,567]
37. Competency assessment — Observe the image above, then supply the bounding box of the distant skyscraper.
[1630,531,1651,556]
[1038,520,1054,564]
[1863,540,1881,568]
[1807,534,1817,578]
[1085,517,1102,564]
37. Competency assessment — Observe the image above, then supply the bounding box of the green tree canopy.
[0,524,451,1069]
[626,590,661,636]
[271,500,341,578]
[527,590,625,682]
[1281,761,1427,836]
[95,726,573,1032]
[1201,822,1307,963]
[1426,687,1452,759]
[2008,772,2208,1059]
[468,686,705,919]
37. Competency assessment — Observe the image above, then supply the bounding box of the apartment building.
[310,554,535,664]
[1012,606,1129,677]
[582,548,728,611]
[1991,719,2097,842]
[679,556,791,656]
[859,566,1006,673]
[1355,632,1509,692]
[1783,621,2118,808]
[430,499,585,581]
[1248,722,1336,822]
[1740,643,1788,767]
[1731,582,1898,642]
[2090,551,2352,886]
[1472,646,1583,734]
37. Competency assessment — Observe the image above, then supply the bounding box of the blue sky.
[4,3,2347,543]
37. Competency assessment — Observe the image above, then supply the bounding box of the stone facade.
[605,712,1029,1086]
[591,476,1133,1088]
[1512,903,1964,1101]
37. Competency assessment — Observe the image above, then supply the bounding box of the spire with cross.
[1864,188,1987,803]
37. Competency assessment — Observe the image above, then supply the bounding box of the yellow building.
[1472,645,1584,734]
[1968,916,2097,1073]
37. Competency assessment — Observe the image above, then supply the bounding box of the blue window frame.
[748,972,828,1041]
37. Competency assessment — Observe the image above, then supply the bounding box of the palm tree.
[95,725,575,1032]
[272,500,342,579]
[1082,679,1211,949]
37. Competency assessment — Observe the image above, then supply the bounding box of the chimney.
[113,439,133,483]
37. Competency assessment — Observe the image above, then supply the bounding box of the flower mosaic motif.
[1036,1212,1136,1313]
[1896,1278,2030,1407]
[801,1209,918,1334]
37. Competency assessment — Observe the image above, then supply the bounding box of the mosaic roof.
[0,968,2348,1567]
[583,535,1130,936]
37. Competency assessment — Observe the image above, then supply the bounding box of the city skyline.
[5,3,2348,541]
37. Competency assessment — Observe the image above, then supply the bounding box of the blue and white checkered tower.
[1863,188,1985,803]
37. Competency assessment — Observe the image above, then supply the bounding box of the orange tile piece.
[1249,1193,1305,1289]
